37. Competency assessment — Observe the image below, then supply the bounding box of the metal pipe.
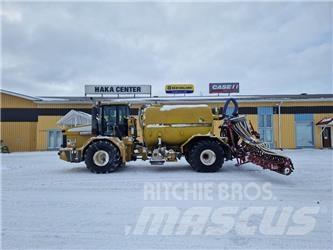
[278,101,283,149]
[319,125,327,149]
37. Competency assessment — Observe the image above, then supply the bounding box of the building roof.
[0,89,41,101]
[35,93,333,104]
[1,88,333,104]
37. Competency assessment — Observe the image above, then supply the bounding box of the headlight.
[67,138,77,148]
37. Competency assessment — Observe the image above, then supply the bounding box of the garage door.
[295,114,314,148]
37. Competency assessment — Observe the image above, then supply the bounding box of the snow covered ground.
[1,149,332,249]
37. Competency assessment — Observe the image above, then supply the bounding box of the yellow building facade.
[1,89,332,152]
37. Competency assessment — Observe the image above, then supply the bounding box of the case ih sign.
[209,83,239,94]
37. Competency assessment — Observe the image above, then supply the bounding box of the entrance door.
[322,127,332,148]
[48,130,62,150]
[258,107,274,148]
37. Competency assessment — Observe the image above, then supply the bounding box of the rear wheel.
[84,141,121,173]
[189,140,224,172]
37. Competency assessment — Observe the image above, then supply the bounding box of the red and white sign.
[209,83,239,94]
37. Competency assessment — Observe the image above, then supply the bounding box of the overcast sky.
[1,2,332,97]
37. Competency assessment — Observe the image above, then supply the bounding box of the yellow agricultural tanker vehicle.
[58,98,294,175]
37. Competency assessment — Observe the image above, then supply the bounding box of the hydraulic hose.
[221,98,239,118]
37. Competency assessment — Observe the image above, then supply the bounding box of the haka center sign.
[209,82,239,94]
[85,85,151,95]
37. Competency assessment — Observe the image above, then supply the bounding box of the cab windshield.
[101,105,129,137]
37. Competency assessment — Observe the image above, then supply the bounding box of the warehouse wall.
[36,116,63,151]
[1,93,37,108]
[36,103,91,109]
[273,114,296,149]
[0,92,37,152]
[1,122,37,151]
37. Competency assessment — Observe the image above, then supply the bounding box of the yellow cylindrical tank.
[141,104,214,148]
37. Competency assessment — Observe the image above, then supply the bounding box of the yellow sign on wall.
[165,84,194,94]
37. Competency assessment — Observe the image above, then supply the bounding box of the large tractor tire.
[84,140,122,173]
[188,140,224,172]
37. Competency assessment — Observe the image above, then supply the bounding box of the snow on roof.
[57,110,91,127]
[0,89,41,101]
[38,97,71,102]
[160,104,208,111]
[316,117,333,126]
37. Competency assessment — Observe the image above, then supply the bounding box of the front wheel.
[189,140,224,172]
[84,141,122,173]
